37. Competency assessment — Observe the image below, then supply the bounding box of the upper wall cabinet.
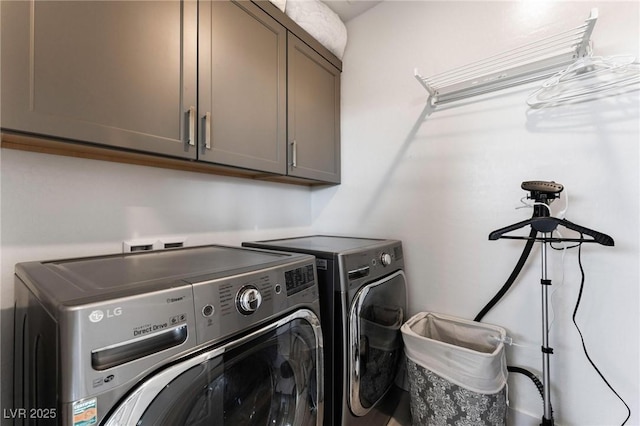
[0,0,198,159]
[198,1,287,174]
[1,0,341,184]
[287,33,341,184]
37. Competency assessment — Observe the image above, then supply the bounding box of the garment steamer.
[487,181,614,426]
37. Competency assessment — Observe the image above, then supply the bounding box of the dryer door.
[104,309,323,426]
[348,270,406,416]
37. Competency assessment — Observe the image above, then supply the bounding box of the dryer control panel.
[342,242,404,290]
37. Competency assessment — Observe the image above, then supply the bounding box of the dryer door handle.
[348,266,370,280]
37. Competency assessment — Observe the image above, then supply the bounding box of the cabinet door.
[0,1,197,159]
[287,33,341,184]
[198,0,287,174]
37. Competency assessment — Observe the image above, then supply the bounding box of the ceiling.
[322,0,382,22]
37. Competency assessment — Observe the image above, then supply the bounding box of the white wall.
[1,2,638,425]
[0,148,313,413]
[312,1,639,425]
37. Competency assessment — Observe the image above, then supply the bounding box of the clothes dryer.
[14,245,323,425]
[243,236,407,426]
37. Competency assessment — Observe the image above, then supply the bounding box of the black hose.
[474,227,538,322]
[507,366,544,399]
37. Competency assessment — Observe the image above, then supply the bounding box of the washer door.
[104,309,323,426]
[348,270,406,416]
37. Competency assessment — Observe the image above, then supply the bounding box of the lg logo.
[89,307,123,323]
[88,311,103,323]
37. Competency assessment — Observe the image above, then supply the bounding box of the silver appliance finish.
[14,245,323,425]
[243,236,407,426]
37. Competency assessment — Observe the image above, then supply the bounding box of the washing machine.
[243,236,407,426]
[13,245,323,425]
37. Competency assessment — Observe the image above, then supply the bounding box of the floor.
[386,391,412,426]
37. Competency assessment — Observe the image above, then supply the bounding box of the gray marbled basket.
[406,359,507,425]
[401,312,509,426]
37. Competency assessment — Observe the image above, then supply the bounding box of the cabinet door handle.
[204,112,211,150]
[291,140,297,168]
[187,106,196,146]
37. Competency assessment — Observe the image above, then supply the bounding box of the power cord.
[573,240,631,425]
[517,197,552,215]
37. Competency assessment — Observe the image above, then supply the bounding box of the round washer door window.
[105,310,322,426]
[348,271,406,416]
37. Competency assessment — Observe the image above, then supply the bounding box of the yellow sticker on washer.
[72,398,97,426]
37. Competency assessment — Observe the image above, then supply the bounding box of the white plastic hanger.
[527,55,640,108]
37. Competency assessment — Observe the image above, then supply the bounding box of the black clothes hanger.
[489,216,615,246]
[488,180,614,246]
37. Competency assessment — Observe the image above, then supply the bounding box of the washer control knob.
[380,252,392,267]
[236,285,262,315]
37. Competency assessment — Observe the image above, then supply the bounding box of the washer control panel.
[191,258,318,345]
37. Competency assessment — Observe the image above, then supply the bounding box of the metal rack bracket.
[415,9,598,110]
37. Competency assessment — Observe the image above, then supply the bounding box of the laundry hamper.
[401,312,508,426]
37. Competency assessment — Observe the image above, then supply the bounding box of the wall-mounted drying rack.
[414,9,598,111]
